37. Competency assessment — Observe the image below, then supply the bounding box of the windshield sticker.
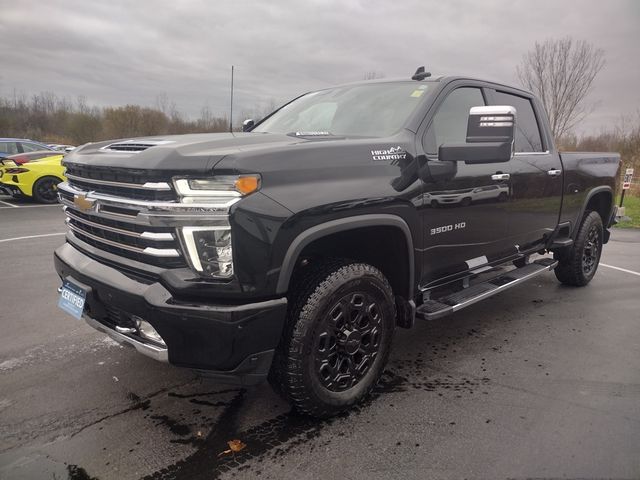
[371,146,407,161]
[410,90,425,97]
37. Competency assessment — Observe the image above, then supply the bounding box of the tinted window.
[21,142,48,152]
[0,142,19,155]
[493,91,543,152]
[425,87,485,155]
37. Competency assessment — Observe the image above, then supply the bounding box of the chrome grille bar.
[67,223,180,258]
[58,182,237,216]
[64,208,174,241]
[66,174,171,190]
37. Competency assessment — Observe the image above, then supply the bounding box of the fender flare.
[572,186,614,238]
[275,214,415,297]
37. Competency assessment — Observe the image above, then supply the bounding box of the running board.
[416,258,558,321]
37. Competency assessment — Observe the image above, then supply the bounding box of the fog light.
[132,316,166,346]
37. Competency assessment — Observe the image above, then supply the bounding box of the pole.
[229,65,234,133]
[619,189,625,208]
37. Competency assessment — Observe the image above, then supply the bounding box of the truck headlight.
[180,226,233,278]
[174,175,260,203]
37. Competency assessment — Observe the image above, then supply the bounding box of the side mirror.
[242,119,255,132]
[439,105,515,164]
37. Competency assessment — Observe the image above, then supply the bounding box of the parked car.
[54,69,620,418]
[0,138,56,159]
[5,150,64,165]
[0,154,65,202]
[48,144,76,153]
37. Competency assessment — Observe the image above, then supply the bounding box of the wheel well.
[35,175,65,184]
[585,191,612,223]
[291,226,412,299]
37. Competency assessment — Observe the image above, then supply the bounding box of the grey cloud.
[1,0,638,134]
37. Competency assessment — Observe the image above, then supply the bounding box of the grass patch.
[615,193,640,228]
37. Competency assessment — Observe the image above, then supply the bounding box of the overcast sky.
[1,0,638,134]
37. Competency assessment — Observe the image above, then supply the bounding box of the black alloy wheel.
[315,291,383,392]
[581,224,600,276]
[32,176,60,204]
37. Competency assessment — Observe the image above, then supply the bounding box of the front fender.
[275,214,415,297]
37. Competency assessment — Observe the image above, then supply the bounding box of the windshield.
[253,82,430,137]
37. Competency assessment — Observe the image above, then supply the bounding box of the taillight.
[5,168,29,174]
[13,156,29,165]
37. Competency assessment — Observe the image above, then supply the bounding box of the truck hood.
[63,132,308,173]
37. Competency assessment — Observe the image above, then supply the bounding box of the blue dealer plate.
[58,279,87,320]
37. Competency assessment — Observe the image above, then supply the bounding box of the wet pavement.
[1,196,639,479]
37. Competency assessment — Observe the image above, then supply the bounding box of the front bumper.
[54,242,288,385]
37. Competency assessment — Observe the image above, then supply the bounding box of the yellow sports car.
[0,154,65,203]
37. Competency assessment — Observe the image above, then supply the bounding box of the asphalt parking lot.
[1,194,639,480]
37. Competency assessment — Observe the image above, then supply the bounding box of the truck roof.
[332,75,535,98]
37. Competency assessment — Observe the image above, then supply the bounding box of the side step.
[549,238,573,249]
[416,258,558,321]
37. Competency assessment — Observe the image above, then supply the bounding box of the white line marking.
[0,232,66,243]
[601,263,640,277]
[0,200,19,208]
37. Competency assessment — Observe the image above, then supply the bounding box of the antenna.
[229,65,234,133]
[411,66,431,81]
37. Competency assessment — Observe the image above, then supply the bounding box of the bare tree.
[516,37,605,139]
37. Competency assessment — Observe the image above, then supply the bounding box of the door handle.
[491,173,510,181]
[547,169,562,177]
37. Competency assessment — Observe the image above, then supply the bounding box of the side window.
[424,87,485,155]
[21,142,45,153]
[492,91,543,152]
[0,142,19,155]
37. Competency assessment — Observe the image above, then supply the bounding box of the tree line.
[559,115,640,194]
[0,91,232,145]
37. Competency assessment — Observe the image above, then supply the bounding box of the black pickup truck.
[54,69,621,417]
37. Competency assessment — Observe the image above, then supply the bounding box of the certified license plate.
[58,279,87,320]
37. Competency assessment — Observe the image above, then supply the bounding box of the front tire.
[269,260,396,418]
[554,210,603,286]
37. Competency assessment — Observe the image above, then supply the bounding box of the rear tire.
[32,176,61,204]
[269,260,396,418]
[554,211,603,286]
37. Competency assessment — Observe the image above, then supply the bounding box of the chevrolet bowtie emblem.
[73,193,96,212]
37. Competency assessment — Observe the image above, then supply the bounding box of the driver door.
[419,86,512,287]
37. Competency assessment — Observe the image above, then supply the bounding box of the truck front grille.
[65,209,184,268]
[59,165,234,276]
[65,165,176,202]
[58,166,190,271]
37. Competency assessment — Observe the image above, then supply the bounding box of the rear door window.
[0,142,19,155]
[21,142,46,152]
[492,91,544,152]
